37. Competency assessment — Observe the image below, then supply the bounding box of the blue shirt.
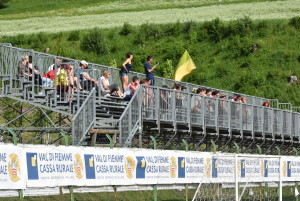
[144,62,154,79]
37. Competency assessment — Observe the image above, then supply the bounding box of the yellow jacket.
[55,69,68,86]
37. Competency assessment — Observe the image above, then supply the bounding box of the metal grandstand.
[0,43,299,153]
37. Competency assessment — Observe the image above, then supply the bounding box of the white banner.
[0,145,25,189]
[0,143,300,190]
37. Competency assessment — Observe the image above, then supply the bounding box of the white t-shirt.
[124,82,137,96]
[100,76,110,88]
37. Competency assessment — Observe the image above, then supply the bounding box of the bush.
[203,18,226,42]
[227,36,252,57]
[289,17,300,29]
[68,30,80,41]
[119,23,134,36]
[0,0,10,8]
[80,28,109,55]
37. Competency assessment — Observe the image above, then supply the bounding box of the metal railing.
[71,88,96,145]
[119,87,142,147]
[133,85,300,143]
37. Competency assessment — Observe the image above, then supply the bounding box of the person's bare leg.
[122,76,128,91]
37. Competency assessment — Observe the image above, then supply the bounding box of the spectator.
[78,60,98,92]
[28,56,43,85]
[212,90,220,98]
[48,58,61,72]
[18,55,31,80]
[219,93,227,99]
[228,96,234,101]
[144,56,158,86]
[42,65,56,87]
[199,88,207,96]
[192,88,203,113]
[241,97,247,103]
[120,53,133,91]
[100,70,123,97]
[124,76,140,101]
[206,89,212,97]
[55,64,69,94]
[262,101,270,107]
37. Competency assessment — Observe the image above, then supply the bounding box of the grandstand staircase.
[1,43,300,154]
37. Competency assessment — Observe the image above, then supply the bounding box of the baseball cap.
[80,60,88,65]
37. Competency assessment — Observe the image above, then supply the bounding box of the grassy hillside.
[0,0,299,36]
[1,17,300,106]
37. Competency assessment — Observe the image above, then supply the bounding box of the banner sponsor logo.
[204,158,211,178]
[170,157,177,178]
[178,157,185,178]
[8,154,20,182]
[74,154,84,179]
[240,159,245,178]
[84,154,95,179]
[26,153,39,180]
[212,158,218,178]
[136,157,146,179]
[125,156,135,179]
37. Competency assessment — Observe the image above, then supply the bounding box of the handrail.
[118,86,142,147]
[71,88,96,145]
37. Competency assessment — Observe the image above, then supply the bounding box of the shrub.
[80,28,109,55]
[68,30,80,41]
[289,17,300,29]
[203,18,226,42]
[119,23,134,36]
[0,0,10,8]
[227,36,252,57]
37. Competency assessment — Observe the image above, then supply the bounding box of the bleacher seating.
[0,43,299,153]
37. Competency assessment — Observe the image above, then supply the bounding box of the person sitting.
[123,76,140,101]
[262,101,270,107]
[206,89,212,97]
[55,64,69,95]
[211,90,220,98]
[42,65,56,87]
[78,60,98,92]
[100,70,123,97]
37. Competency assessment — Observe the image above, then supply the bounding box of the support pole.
[7,128,18,145]
[150,136,158,201]
[106,134,117,200]
[106,134,114,149]
[7,129,24,201]
[211,140,217,153]
[69,186,74,201]
[256,144,262,201]
[60,131,69,146]
[182,139,189,201]
[233,142,240,154]
[275,146,281,155]
[294,148,299,201]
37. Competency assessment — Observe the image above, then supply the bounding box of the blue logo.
[241,159,245,178]
[136,157,146,178]
[84,154,96,179]
[212,158,218,178]
[26,152,39,180]
[178,157,185,178]
[264,160,268,177]
[287,161,291,177]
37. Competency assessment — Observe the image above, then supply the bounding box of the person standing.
[144,56,158,86]
[120,53,133,91]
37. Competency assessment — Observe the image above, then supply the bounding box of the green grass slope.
[2,17,300,106]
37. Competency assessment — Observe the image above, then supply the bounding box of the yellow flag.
[174,50,196,81]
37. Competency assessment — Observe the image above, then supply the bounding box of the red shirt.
[43,70,55,81]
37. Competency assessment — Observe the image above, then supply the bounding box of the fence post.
[150,136,158,201]
[106,134,117,201]
[60,132,69,146]
[7,129,24,201]
[256,145,263,201]
[294,148,299,201]
[182,139,189,201]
